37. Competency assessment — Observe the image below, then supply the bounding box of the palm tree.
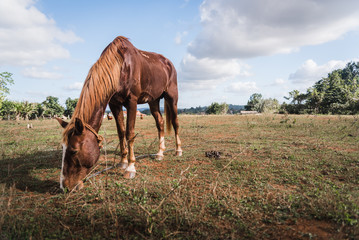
[0,100,15,120]
[20,101,35,120]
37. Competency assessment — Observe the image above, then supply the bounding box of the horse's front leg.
[124,101,137,179]
[109,103,128,170]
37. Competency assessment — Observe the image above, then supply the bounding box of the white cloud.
[179,53,251,90]
[25,90,51,99]
[22,67,63,79]
[174,31,188,45]
[65,82,83,91]
[181,54,250,80]
[266,78,290,100]
[289,59,349,87]
[273,78,287,85]
[0,0,82,66]
[225,81,258,93]
[188,0,359,59]
[180,0,359,94]
[270,78,289,90]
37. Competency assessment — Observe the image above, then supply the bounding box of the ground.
[0,114,358,239]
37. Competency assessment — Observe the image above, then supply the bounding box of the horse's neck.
[87,104,107,132]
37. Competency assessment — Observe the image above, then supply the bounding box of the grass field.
[0,114,358,239]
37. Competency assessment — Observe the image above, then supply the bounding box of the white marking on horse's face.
[60,144,67,190]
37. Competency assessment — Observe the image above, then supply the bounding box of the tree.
[19,101,35,120]
[245,93,262,111]
[64,97,78,117]
[0,99,15,120]
[283,61,359,114]
[0,72,14,108]
[245,93,280,113]
[206,102,229,115]
[42,96,64,117]
[13,101,23,120]
[284,90,307,105]
[32,103,45,119]
[283,90,308,114]
[306,87,324,114]
[260,98,280,113]
[308,64,359,114]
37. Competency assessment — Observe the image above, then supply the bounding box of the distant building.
[240,111,259,115]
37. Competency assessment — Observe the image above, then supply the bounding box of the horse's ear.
[55,117,68,128]
[74,118,84,135]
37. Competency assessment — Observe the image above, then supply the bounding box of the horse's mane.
[62,36,129,144]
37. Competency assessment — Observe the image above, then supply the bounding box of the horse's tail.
[165,100,172,134]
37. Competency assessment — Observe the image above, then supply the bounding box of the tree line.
[0,96,78,120]
[1,61,358,119]
[281,62,359,114]
[246,61,359,115]
[190,62,359,115]
[177,103,244,115]
[0,72,79,120]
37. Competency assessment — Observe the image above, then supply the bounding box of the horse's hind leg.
[109,103,128,170]
[149,99,166,160]
[165,95,182,156]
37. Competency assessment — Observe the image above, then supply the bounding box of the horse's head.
[56,118,101,191]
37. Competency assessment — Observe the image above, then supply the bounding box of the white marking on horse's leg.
[119,161,128,170]
[175,134,182,156]
[60,144,67,190]
[124,162,136,179]
[158,136,166,155]
[160,136,166,150]
[155,136,165,160]
[125,163,136,173]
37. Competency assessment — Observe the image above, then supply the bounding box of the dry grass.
[0,114,358,239]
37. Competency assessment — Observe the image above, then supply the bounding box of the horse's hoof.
[156,154,164,161]
[176,150,183,157]
[124,171,136,179]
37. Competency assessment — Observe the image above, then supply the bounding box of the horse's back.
[137,50,177,95]
[114,37,178,104]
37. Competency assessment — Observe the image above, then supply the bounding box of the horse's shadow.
[0,150,62,194]
[0,148,147,194]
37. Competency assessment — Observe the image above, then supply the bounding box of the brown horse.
[56,36,182,191]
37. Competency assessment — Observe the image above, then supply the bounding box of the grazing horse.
[56,36,182,191]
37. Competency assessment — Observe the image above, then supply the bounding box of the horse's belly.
[137,92,153,104]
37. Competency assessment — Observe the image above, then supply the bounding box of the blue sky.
[1,0,359,108]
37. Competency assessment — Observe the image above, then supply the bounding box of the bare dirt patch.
[265,218,345,240]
